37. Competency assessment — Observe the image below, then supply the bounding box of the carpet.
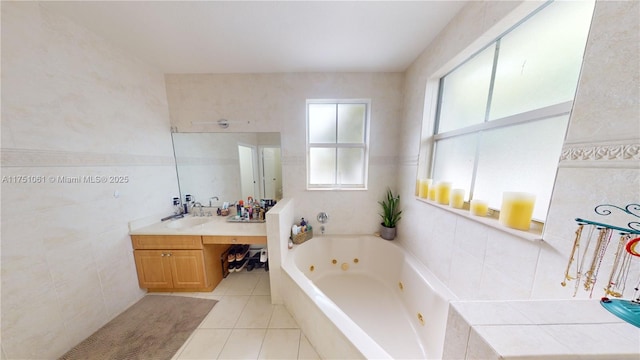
[59,295,217,360]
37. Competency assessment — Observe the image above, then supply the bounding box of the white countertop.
[447,299,640,359]
[129,211,267,237]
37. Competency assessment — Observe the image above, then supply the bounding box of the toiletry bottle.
[184,194,192,213]
[300,217,307,227]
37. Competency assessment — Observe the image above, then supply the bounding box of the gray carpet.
[59,295,217,360]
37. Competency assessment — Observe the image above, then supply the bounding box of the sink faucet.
[209,196,219,207]
[193,202,204,217]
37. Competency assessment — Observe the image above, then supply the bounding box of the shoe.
[235,257,249,272]
[227,245,238,263]
[235,245,250,262]
[260,248,268,263]
[227,261,237,273]
[246,253,260,271]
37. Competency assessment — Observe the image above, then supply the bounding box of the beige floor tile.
[235,295,274,328]
[217,328,266,359]
[268,305,298,329]
[199,295,250,329]
[175,328,231,360]
[252,272,271,295]
[298,333,320,360]
[258,329,300,360]
[225,272,262,295]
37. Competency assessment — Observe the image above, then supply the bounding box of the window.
[429,0,594,220]
[307,99,370,189]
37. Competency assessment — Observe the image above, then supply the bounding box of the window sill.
[415,197,543,242]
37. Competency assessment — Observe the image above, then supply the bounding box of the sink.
[164,216,211,229]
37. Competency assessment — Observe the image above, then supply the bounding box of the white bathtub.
[281,235,456,359]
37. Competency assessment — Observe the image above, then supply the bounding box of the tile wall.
[397,0,640,301]
[164,73,405,236]
[1,3,178,359]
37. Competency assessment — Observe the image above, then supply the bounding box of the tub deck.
[315,272,426,359]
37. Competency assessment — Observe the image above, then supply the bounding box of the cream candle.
[435,181,452,205]
[418,179,432,199]
[470,199,488,216]
[450,189,465,209]
[499,192,536,230]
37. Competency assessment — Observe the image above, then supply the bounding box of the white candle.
[499,192,536,230]
[450,189,465,209]
[470,199,488,216]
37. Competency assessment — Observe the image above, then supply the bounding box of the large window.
[307,99,370,189]
[430,0,594,220]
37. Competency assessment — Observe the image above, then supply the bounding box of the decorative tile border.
[1,148,175,167]
[559,141,640,168]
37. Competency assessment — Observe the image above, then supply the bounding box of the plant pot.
[380,224,396,240]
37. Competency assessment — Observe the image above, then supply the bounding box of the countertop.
[129,211,267,237]
[444,299,640,359]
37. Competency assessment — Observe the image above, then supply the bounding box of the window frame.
[306,99,371,190]
[427,0,591,222]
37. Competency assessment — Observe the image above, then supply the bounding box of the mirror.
[171,132,282,206]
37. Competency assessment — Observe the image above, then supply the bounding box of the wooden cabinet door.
[133,250,173,289]
[168,250,208,289]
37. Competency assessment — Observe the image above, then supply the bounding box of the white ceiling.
[42,1,466,74]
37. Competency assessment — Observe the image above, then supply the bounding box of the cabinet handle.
[161,253,166,257]
[232,238,237,243]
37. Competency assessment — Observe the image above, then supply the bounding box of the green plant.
[379,188,402,228]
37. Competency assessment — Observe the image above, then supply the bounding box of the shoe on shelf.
[227,245,238,263]
[235,245,250,262]
[235,257,249,272]
[227,261,237,273]
[246,253,260,271]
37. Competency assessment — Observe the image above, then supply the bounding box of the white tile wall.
[397,0,640,304]
[1,3,178,359]
[165,73,405,236]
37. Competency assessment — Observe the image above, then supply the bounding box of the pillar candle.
[499,192,536,230]
[435,181,452,205]
[415,179,421,196]
[428,186,437,201]
[450,189,465,209]
[470,199,488,216]
[418,179,432,199]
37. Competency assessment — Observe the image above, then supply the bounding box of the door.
[261,147,282,200]
[238,144,259,200]
[134,250,173,289]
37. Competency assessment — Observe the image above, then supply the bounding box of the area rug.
[59,295,217,360]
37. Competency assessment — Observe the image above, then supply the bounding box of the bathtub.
[281,235,456,359]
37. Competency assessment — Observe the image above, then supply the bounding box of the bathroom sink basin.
[164,217,211,229]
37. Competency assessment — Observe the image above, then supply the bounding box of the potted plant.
[378,188,402,240]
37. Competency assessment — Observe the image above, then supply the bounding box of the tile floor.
[165,270,320,360]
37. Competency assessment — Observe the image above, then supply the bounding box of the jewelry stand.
[561,204,640,328]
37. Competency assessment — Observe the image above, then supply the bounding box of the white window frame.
[306,99,371,190]
[429,1,590,222]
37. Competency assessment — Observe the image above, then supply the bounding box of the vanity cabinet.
[131,235,226,292]
[202,235,267,245]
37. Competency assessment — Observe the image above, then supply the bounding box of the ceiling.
[42,1,466,74]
